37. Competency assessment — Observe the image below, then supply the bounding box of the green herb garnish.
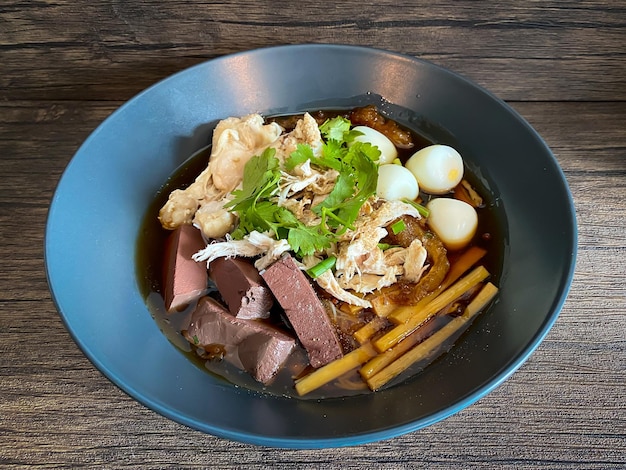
[390,219,406,235]
[308,118,380,234]
[319,116,363,143]
[402,198,430,218]
[377,243,400,251]
[227,116,380,259]
[306,256,337,279]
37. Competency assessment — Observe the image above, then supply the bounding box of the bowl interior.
[45,45,576,448]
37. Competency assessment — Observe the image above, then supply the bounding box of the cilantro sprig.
[307,117,380,234]
[225,148,332,256]
[225,148,281,239]
[226,116,380,259]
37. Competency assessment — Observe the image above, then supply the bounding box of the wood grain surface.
[1,1,625,468]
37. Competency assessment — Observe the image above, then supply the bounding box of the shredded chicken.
[331,200,426,295]
[278,169,322,202]
[403,239,429,282]
[301,256,372,308]
[299,200,429,302]
[193,231,291,271]
[270,113,323,161]
[338,199,420,244]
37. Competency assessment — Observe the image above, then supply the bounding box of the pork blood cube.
[184,297,296,384]
[209,257,273,320]
[163,225,208,312]
[261,254,343,368]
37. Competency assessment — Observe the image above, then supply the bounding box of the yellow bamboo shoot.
[295,343,377,396]
[390,246,487,324]
[353,317,387,344]
[360,325,425,379]
[366,282,499,390]
[374,266,490,353]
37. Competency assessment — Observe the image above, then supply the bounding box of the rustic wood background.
[1,1,625,468]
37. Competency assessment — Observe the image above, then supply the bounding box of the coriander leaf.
[226,148,282,239]
[226,148,279,211]
[274,206,300,227]
[343,141,380,164]
[319,116,351,141]
[284,144,315,171]
[229,225,246,240]
[343,128,364,143]
[355,141,381,162]
[332,146,378,231]
[316,140,344,171]
[254,200,280,222]
[288,225,332,257]
[312,171,356,217]
[251,200,280,234]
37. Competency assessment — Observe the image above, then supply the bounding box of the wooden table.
[2,1,624,467]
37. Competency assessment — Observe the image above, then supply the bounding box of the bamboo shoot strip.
[374,266,490,353]
[353,317,387,344]
[295,343,377,396]
[362,284,482,379]
[390,246,487,325]
[366,282,499,391]
[360,315,443,379]
[356,289,437,343]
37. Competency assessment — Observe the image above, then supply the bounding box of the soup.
[136,106,500,399]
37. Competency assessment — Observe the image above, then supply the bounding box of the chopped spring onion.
[306,256,337,279]
[402,198,430,218]
[390,219,406,235]
[377,243,400,251]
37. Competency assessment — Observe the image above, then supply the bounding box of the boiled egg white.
[406,144,464,194]
[426,198,478,250]
[351,126,398,164]
[377,164,419,201]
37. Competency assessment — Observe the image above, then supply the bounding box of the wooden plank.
[1,1,625,101]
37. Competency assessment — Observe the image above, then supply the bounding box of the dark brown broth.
[136,110,502,399]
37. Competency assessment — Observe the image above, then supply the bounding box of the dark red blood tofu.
[184,297,296,384]
[209,257,273,320]
[261,254,343,368]
[163,225,208,312]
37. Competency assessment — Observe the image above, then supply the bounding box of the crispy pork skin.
[261,254,343,368]
[184,297,296,384]
[209,257,273,320]
[164,225,208,312]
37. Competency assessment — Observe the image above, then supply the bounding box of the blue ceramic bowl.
[45,45,576,448]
